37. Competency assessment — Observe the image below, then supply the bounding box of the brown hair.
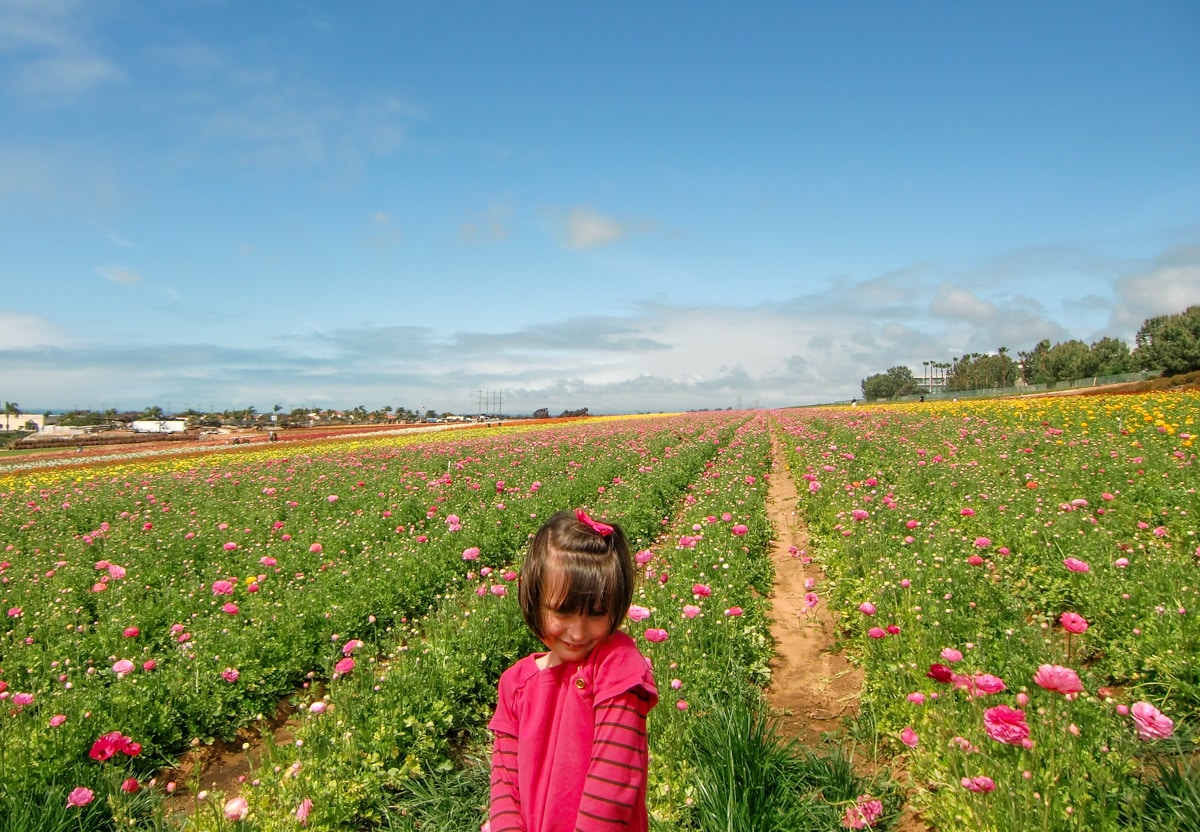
[519,509,634,640]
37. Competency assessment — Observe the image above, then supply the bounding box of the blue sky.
[2,1,1198,415]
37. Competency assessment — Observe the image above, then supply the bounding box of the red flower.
[927,663,953,684]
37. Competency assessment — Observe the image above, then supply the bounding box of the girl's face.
[539,562,611,668]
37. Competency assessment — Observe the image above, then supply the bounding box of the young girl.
[489,509,658,832]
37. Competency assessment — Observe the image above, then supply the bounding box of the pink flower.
[89,731,137,761]
[334,657,355,675]
[724,606,744,617]
[940,647,963,663]
[627,605,651,622]
[223,542,238,551]
[326,495,339,503]
[842,795,883,829]
[296,798,313,824]
[1130,701,1174,740]
[676,700,689,710]
[960,507,976,517]
[731,524,749,535]
[682,604,701,619]
[868,627,886,639]
[50,714,67,727]
[342,639,363,656]
[260,556,277,566]
[900,726,919,748]
[973,537,991,548]
[222,602,239,615]
[107,564,126,579]
[211,580,235,596]
[309,543,323,554]
[850,509,870,522]
[1063,557,1090,573]
[142,660,157,672]
[971,674,1006,695]
[804,592,820,608]
[644,628,669,643]
[120,777,139,793]
[966,555,984,566]
[692,583,712,597]
[635,550,653,565]
[961,775,996,793]
[308,701,327,714]
[1060,612,1088,634]
[859,602,877,616]
[122,626,140,638]
[13,692,34,707]
[462,547,480,561]
[66,787,94,808]
[224,796,249,821]
[1033,664,1083,696]
[907,692,926,705]
[222,667,240,683]
[983,705,1030,745]
[490,584,507,597]
[112,659,135,678]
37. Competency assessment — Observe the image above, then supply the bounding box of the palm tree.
[3,401,20,431]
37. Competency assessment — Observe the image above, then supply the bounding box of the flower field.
[778,392,1198,831]
[1,394,1196,831]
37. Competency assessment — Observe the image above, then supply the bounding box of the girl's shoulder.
[588,631,657,704]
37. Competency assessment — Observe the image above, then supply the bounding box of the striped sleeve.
[575,686,653,831]
[489,731,525,832]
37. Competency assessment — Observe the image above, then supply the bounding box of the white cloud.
[930,283,997,322]
[459,201,513,244]
[557,204,659,251]
[1111,245,1200,331]
[0,309,68,349]
[0,2,123,100]
[96,265,142,286]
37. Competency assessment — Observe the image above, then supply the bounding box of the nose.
[563,614,587,643]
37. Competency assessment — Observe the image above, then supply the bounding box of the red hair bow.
[575,509,613,537]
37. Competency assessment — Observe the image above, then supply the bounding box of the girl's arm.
[489,731,525,832]
[575,686,654,830]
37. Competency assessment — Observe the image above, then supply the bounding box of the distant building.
[1,412,46,432]
[130,420,188,434]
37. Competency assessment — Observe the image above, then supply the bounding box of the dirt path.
[763,433,863,742]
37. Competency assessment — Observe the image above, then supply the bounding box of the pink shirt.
[489,631,658,832]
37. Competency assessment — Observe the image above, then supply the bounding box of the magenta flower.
[983,705,1030,745]
[1063,557,1090,573]
[1130,701,1174,740]
[900,726,919,748]
[635,550,653,564]
[66,787,94,808]
[971,674,1006,695]
[1033,664,1083,696]
[120,777,139,793]
[961,775,996,793]
[627,605,651,622]
[122,626,140,638]
[804,592,820,608]
[692,583,712,597]
[725,606,744,617]
[859,602,876,616]
[1060,612,1088,634]
[222,602,239,615]
[868,627,886,639]
[223,541,238,551]
[644,628,669,643]
[211,580,235,596]
[221,667,239,683]
[334,657,355,675]
[731,524,749,535]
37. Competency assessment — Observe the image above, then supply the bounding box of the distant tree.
[3,401,20,430]
[861,366,919,401]
[141,405,165,420]
[532,407,550,419]
[1019,340,1052,384]
[1134,305,1200,376]
[559,407,590,418]
[1089,337,1135,376]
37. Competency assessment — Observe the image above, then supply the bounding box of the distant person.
[850,398,857,408]
[489,509,658,832]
